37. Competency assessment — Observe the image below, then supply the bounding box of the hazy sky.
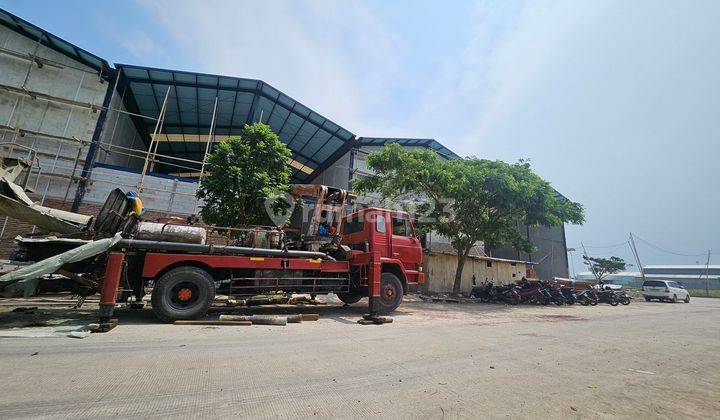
[2,0,718,268]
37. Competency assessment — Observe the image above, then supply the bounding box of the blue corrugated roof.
[358,137,459,160]
[116,64,357,182]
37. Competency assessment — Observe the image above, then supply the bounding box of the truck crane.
[0,178,424,324]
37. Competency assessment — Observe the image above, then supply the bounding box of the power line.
[583,241,630,249]
[633,234,708,257]
[573,242,632,258]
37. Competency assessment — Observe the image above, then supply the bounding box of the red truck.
[96,187,425,323]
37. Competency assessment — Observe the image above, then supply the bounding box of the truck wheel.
[151,266,215,323]
[374,272,404,314]
[337,293,363,305]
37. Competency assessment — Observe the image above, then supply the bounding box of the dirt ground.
[0,296,718,419]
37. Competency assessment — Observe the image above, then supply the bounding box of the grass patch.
[688,289,720,298]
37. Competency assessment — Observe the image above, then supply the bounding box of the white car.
[642,280,690,303]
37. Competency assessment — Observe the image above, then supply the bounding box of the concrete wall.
[312,150,350,189]
[0,25,109,204]
[95,86,146,169]
[311,144,438,193]
[489,224,569,280]
[0,25,112,249]
[424,252,527,295]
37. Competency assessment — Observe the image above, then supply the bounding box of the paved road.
[1,297,718,419]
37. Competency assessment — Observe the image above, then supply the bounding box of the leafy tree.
[198,123,293,228]
[582,255,627,282]
[353,143,585,296]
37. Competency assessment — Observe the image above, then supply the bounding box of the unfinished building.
[0,8,571,284]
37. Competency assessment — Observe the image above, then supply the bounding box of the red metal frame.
[141,253,350,279]
[138,207,424,302]
[99,252,124,320]
[100,252,125,305]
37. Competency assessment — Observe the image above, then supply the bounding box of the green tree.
[582,255,627,282]
[198,123,293,228]
[353,143,584,296]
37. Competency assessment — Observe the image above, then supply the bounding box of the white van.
[642,280,690,303]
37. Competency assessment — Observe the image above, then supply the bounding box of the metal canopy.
[358,137,459,160]
[116,64,356,182]
[0,8,112,78]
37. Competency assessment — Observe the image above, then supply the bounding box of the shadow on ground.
[0,293,548,330]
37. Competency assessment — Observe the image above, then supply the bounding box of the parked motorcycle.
[535,280,564,305]
[514,278,542,304]
[595,285,619,306]
[612,289,631,305]
[577,286,598,306]
[496,283,520,305]
[471,282,495,302]
[560,285,576,305]
[471,282,520,305]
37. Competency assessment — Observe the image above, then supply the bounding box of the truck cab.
[340,207,424,312]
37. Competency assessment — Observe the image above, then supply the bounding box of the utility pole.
[581,243,599,282]
[702,250,711,297]
[628,233,646,285]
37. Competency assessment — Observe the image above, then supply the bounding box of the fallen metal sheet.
[14,236,92,245]
[0,158,28,183]
[0,233,122,293]
[0,165,92,233]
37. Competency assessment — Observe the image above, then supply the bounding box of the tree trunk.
[452,247,472,297]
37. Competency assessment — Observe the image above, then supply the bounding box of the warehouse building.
[0,8,570,283]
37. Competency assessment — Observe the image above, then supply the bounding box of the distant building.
[576,265,720,291]
[643,265,720,290]
[575,271,641,285]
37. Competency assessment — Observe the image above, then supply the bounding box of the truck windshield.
[392,217,411,237]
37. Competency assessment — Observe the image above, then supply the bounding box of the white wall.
[0,25,108,201]
[85,166,200,215]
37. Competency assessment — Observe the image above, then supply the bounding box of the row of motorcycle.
[470,279,631,306]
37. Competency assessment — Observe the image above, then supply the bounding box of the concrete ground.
[0,296,718,419]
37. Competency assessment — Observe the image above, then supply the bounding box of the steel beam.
[70,73,117,212]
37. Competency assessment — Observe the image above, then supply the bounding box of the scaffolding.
[0,41,218,239]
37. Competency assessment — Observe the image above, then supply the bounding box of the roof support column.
[137,85,171,193]
[70,70,118,212]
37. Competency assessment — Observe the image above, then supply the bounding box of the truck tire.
[337,293,363,305]
[373,272,404,314]
[151,266,215,323]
